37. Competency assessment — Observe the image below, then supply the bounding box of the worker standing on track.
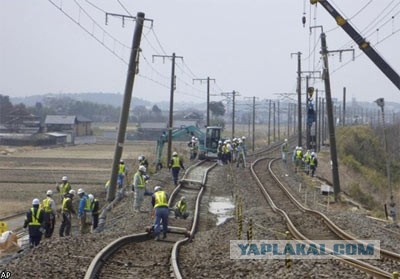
[41,190,57,238]
[169,151,185,186]
[151,186,169,241]
[23,198,45,248]
[309,152,318,177]
[88,194,99,232]
[57,176,71,204]
[59,190,76,237]
[174,196,189,219]
[294,147,303,173]
[281,139,289,164]
[303,149,312,175]
[217,140,224,166]
[77,188,91,234]
[133,165,147,212]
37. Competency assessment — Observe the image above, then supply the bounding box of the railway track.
[251,155,400,278]
[84,160,216,279]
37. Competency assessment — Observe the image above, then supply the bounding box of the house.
[44,115,94,144]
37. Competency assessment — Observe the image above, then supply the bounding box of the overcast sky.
[1,0,399,105]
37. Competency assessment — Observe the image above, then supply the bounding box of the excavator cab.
[199,126,222,159]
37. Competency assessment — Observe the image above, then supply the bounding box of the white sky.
[1,0,399,104]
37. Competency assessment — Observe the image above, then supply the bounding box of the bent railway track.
[84,160,216,279]
[251,156,400,278]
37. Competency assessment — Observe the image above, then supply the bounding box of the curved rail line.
[251,156,399,278]
[84,160,216,279]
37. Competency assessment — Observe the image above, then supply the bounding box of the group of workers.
[217,136,247,167]
[23,176,99,248]
[281,139,318,176]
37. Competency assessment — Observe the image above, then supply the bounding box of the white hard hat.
[311,152,316,156]
[69,189,76,196]
[154,186,161,192]
[181,196,186,201]
[195,138,198,141]
[139,165,146,172]
[77,188,85,195]
[172,151,178,156]
[218,140,222,144]
[284,138,288,142]
[242,136,246,140]
[138,156,142,161]
[120,159,124,163]
[46,190,53,196]
[32,198,40,205]
[192,136,195,140]
[88,194,94,201]
[62,176,68,181]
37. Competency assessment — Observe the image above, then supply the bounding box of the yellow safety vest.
[60,182,71,195]
[29,208,42,226]
[134,171,145,188]
[154,191,168,208]
[62,197,71,213]
[41,197,53,213]
[177,200,187,213]
[171,156,180,168]
[84,197,91,212]
[310,157,316,166]
[118,164,125,174]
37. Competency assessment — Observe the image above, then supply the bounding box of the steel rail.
[250,156,393,278]
[170,161,217,279]
[84,160,215,279]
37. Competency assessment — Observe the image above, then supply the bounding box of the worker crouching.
[174,196,189,219]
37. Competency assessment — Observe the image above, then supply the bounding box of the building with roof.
[44,115,94,144]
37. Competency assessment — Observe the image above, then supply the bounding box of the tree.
[209,101,225,117]
[0,95,13,124]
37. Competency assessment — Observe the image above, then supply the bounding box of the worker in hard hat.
[88,194,100,232]
[132,165,147,212]
[151,186,169,240]
[281,139,289,164]
[169,151,185,186]
[57,176,71,203]
[217,140,224,165]
[59,190,76,237]
[41,190,57,238]
[309,152,318,177]
[118,160,126,189]
[138,155,149,169]
[23,198,45,248]
[77,188,91,234]
[174,196,189,219]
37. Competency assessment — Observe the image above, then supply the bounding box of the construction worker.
[41,190,57,238]
[138,155,149,169]
[59,190,76,237]
[224,140,233,164]
[57,176,71,203]
[169,151,185,186]
[241,136,248,157]
[236,139,246,168]
[118,160,126,189]
[174,196,189,219]
[88,194,100,232]
[281,139,289,164]
[151,186,169,240]
[303,149,312,175]
[294,147,303,173]
[217,140,224,166]
[23,198,44,248]
[309,152,318,177]
[133,165,147,212]
[77,188,91,234]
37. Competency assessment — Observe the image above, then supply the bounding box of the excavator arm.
[311,0,400,90]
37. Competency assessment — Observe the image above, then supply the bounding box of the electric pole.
[221,91,239,139]
[291,52,302,147]
[153,53,183,165]
[107,12,145,202]
[244,96,259,152]
[320,32,341,200]
[193,77,215,127]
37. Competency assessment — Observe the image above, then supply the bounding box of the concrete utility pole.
[221,91,239,139]
[320,32,341,200]
[291,52,302,147]
[342,87,346,126]
[153,53,183,165]
[193,77,215,127]
[268,100,272,145]
[107,12,145,202]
